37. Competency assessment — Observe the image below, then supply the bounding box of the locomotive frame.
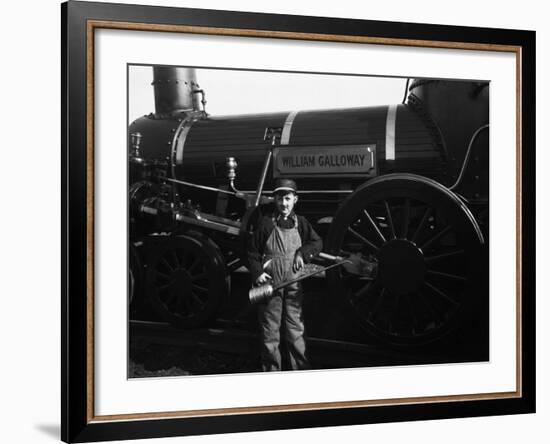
[62,1,536,443]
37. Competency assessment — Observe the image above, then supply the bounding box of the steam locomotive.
[128,66,489,346]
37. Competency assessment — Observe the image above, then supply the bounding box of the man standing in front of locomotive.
[248,178,323,371]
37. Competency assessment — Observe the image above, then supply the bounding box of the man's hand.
[255,272,272,285]
[293,251,305,273]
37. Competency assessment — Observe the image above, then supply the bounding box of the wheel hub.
[173,269,192,293]
[377,239,426,295]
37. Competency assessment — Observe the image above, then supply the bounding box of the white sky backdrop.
[129,66,407,122]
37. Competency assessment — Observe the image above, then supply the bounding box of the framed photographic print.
[62,1,536,442]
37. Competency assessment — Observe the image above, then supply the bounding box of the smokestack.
[152,66,201,114]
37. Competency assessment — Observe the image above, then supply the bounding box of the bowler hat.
[273,178,297,194]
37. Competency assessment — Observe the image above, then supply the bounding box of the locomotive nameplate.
[273,145,376,178]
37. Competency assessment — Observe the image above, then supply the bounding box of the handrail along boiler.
[129,66,489,346]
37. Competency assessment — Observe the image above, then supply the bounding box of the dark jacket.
[247,212,323,282]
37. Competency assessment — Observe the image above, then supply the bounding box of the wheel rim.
[129,243,142,307]
[148,233,226,328]
[327,174,485,345]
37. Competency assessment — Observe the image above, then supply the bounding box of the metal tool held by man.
[249,252,377,304]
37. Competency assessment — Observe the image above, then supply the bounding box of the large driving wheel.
[146,231,229,328]
[326,174,486,346]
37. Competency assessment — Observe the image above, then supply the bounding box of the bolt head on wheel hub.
[377,239,426,296]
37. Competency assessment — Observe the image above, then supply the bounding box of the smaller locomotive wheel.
[146,231,228,329]
[326,174,486,346]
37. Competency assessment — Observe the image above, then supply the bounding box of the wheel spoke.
[362,208,386,244]
[158,282,174,291]
[411,207,432,244]
[160,258,174,272]
[189,291,206,309]
[420,225,452,252]
[386,292,401,332]
[417,290,443,324]
[405,293,420,334]
[181,293,192,314]
[193,284,208,293]
[188,256,201,274]
[162,289,178,305]
[427,269,467,281]
[350,281,384,320]
[347,227,379,252]
[401,198,411,239]
[173,292,184,314]
[383,200,396,240]
[425,249,464,263]
[155,270,171,280]
[171,250,180,269]
[368,288,386,321]
[424,281,459,307]
[191,272,208,282]
[179,250,190,268]
[350,281,375,303]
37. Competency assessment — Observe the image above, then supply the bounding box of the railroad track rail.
[129,320,459,369]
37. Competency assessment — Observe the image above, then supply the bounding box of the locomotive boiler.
[128,66,489,347]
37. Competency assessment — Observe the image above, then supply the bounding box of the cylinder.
[152,66,201,114]
[129,105,446,220]
[178,105,445,191]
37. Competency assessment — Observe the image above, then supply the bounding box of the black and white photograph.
[2,0,547,441]
[55,2,538,442]
[127,65,490,378]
